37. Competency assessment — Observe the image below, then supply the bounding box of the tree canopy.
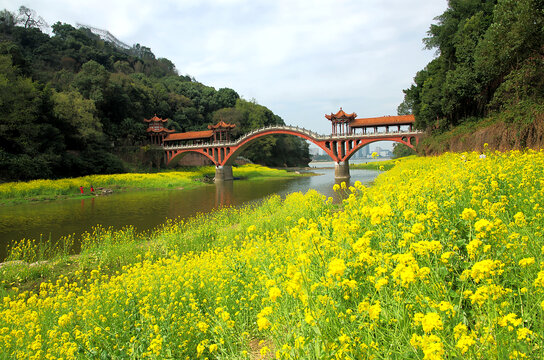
[399,0,543,131]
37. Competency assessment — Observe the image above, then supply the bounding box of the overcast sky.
[2,0,447,139]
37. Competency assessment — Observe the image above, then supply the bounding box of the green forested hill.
[0,8,310,182]
[399,0,543,141]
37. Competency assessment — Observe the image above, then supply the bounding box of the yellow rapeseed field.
[0,164,297,203]
[1,150,543,359]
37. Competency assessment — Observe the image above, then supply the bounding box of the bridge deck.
[163,125,422,150]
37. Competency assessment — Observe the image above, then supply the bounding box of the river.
[0,160,385,261]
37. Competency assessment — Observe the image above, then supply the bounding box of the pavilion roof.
[144,115,168,123]
[164,130,214,141]
[146,128,175,133]
[350,115,415,128]
[325,108,357,121]
[208,120,236,130]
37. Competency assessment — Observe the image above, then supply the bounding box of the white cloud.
[1,0,447,134]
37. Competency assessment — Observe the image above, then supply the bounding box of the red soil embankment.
[422,114,544,155]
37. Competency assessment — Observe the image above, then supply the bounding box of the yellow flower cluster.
[1,149,543,359]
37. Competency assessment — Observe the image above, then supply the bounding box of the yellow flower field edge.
[1,149,543,359]
[351,155,416,171]
[0,164,302,205]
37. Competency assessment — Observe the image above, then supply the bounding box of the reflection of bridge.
[163,125,422,181]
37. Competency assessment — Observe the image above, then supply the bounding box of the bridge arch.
[341,136,417,162]
[219,129,417,165]
[166,148,216,166]
[220,128,334,166]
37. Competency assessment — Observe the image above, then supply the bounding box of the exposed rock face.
[423,115,544,155]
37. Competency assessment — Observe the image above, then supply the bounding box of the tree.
[401,0,543,131]
[16,6,47,30]
[397,96,413,115]
[392,143,415,158]
[0,55,61,180]
[214,88,239,109]
[475,0,544,110]
[0,9,16,33]
[73,60,109,103]
[131,43,155,60]
[51,90,103,148]
[0,55,41,154]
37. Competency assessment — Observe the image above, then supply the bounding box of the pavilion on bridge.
[145,117,236,146]
[144,115,175,145]
[326,108,415,135]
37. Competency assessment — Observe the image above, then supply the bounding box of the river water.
[0,161,384,261]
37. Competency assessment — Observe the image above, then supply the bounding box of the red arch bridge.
[163,125,421,181]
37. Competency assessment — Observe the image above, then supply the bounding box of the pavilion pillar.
[215,165,233,182]
[335,160,350,180]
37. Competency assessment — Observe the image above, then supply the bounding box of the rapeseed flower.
[328,258,347,277]
[2,150,544,359]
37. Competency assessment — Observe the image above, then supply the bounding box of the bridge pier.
[335,160,350,180]
[215,165,233,182]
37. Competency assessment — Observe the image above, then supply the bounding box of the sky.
[2,0,448,149]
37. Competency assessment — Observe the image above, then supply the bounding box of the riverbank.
[1,149,542,358]
[419,114,544,155]
[0,189,334,294]
[0,164,305,205]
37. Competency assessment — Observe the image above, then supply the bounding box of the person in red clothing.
[79,186,84,194]
[90,185,94,193]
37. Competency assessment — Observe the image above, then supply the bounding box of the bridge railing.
[162,126,422,150]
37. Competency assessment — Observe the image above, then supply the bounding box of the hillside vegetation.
[398,0,543,153]
[0,7,310,182]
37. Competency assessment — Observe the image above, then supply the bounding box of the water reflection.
[0,167,381,261]
[215,180,234,207]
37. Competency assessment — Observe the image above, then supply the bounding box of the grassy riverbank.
[1,149,543,359]
[0,164,303,205]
